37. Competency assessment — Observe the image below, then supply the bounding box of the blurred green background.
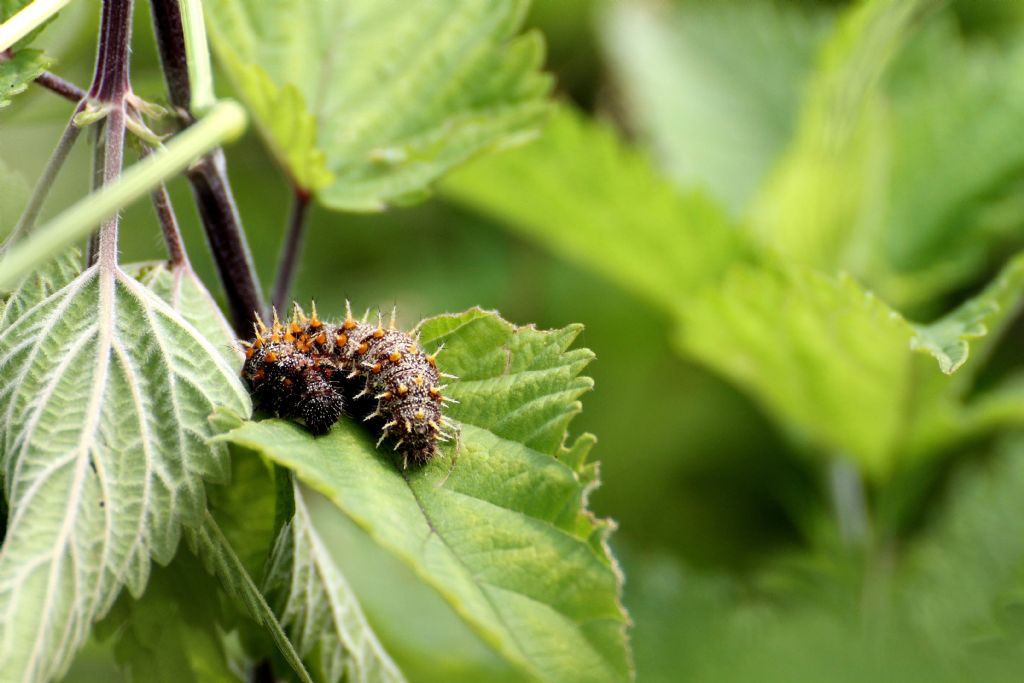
[7,0,1024,681]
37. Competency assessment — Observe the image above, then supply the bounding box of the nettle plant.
[0,1,630,682]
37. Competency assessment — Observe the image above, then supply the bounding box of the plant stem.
[35,71,87,103]
[88,0,135,270]
[828,456,871,550]
[150,0,265,335]
[1,99,86,252]
[271,188,312,312]
[0,101,246,290]
[98,104,127,268]
[141,146,189,268]
[0,0,74,52]
[89,0,134,104]
[87,120,107,266]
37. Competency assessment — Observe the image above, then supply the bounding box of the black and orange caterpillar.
[240,303,457,466]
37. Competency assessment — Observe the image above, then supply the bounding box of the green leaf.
[873,25,1024,303]
[752,0,943,271]
[0,50,49,109]
[896,435,1024,657]
[98,552,243,683]
[203,0,551,210]
[600,0,827,213]
[0,247,79,329]
[0,262,251,682]
[444,106,752,317]
[911,252,1024,377]
[221,309,631,683]
[127,261,239,367]
[186,512,314,683]
[264,479,407,683]
[680,264,943,478]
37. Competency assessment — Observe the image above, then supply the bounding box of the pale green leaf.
[911,252,1024,376]
[127,261,239,367]
[444,106,751,317]
[872,26,1024,304]
[0,263,251,683]
[0,50,49,109]
[601,0,827,213]
[98,553,242,683]
[680,264,944,478]
[897,435,1024,655]
[203,0,551,210]
[185,511,314,683]
[752,0,943,270]
[264,480,406,683]
[0,247,79,329]
[221,310,631,683]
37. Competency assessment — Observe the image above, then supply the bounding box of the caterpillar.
[239,303,458,466]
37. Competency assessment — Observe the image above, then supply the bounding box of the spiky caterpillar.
[239,304,457,465]
[240,309,344,435]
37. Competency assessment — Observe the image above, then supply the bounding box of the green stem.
[0,0,74,52]
[1,100,87,253]
[178,0,215,113]
[0,100,246,290]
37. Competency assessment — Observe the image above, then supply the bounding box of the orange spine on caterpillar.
[239,305,345,435]
[239,302,458,466]
[334,302,458,467]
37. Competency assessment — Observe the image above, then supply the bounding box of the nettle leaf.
[896,435,1024,656]
[0,248,80,329]
[0,50,50,109]
[127,260,239,367]
[222,309,631,683]
[0,262,251,683]
[911,252,1024,377]
[97,552,242,683]
[264,480,407,683]
[601,0,827,213]
[444,106,752,317]
[203,0,551,210]
[876,24,1024,304]
[185,512,314,683]
[680,264,950,479]
[752,0,942,270]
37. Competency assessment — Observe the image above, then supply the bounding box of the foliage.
[221,310,630,683]
[4,0,1024,681]
[203,0,551,209]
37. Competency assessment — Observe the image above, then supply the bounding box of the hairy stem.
[0,99,86,252]
[35,71,87,103]
[0,101,247,290]
[89,0,135,270]
[272,188,312,312]
[150,0,265,335]
[98,105,127,268]
[87,121,107,266]
[141,146,189,268]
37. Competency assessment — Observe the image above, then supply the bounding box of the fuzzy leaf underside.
[203,0,551,210]
[264,481,407,683]
[0,263,250,683]
[222,309,631,683]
